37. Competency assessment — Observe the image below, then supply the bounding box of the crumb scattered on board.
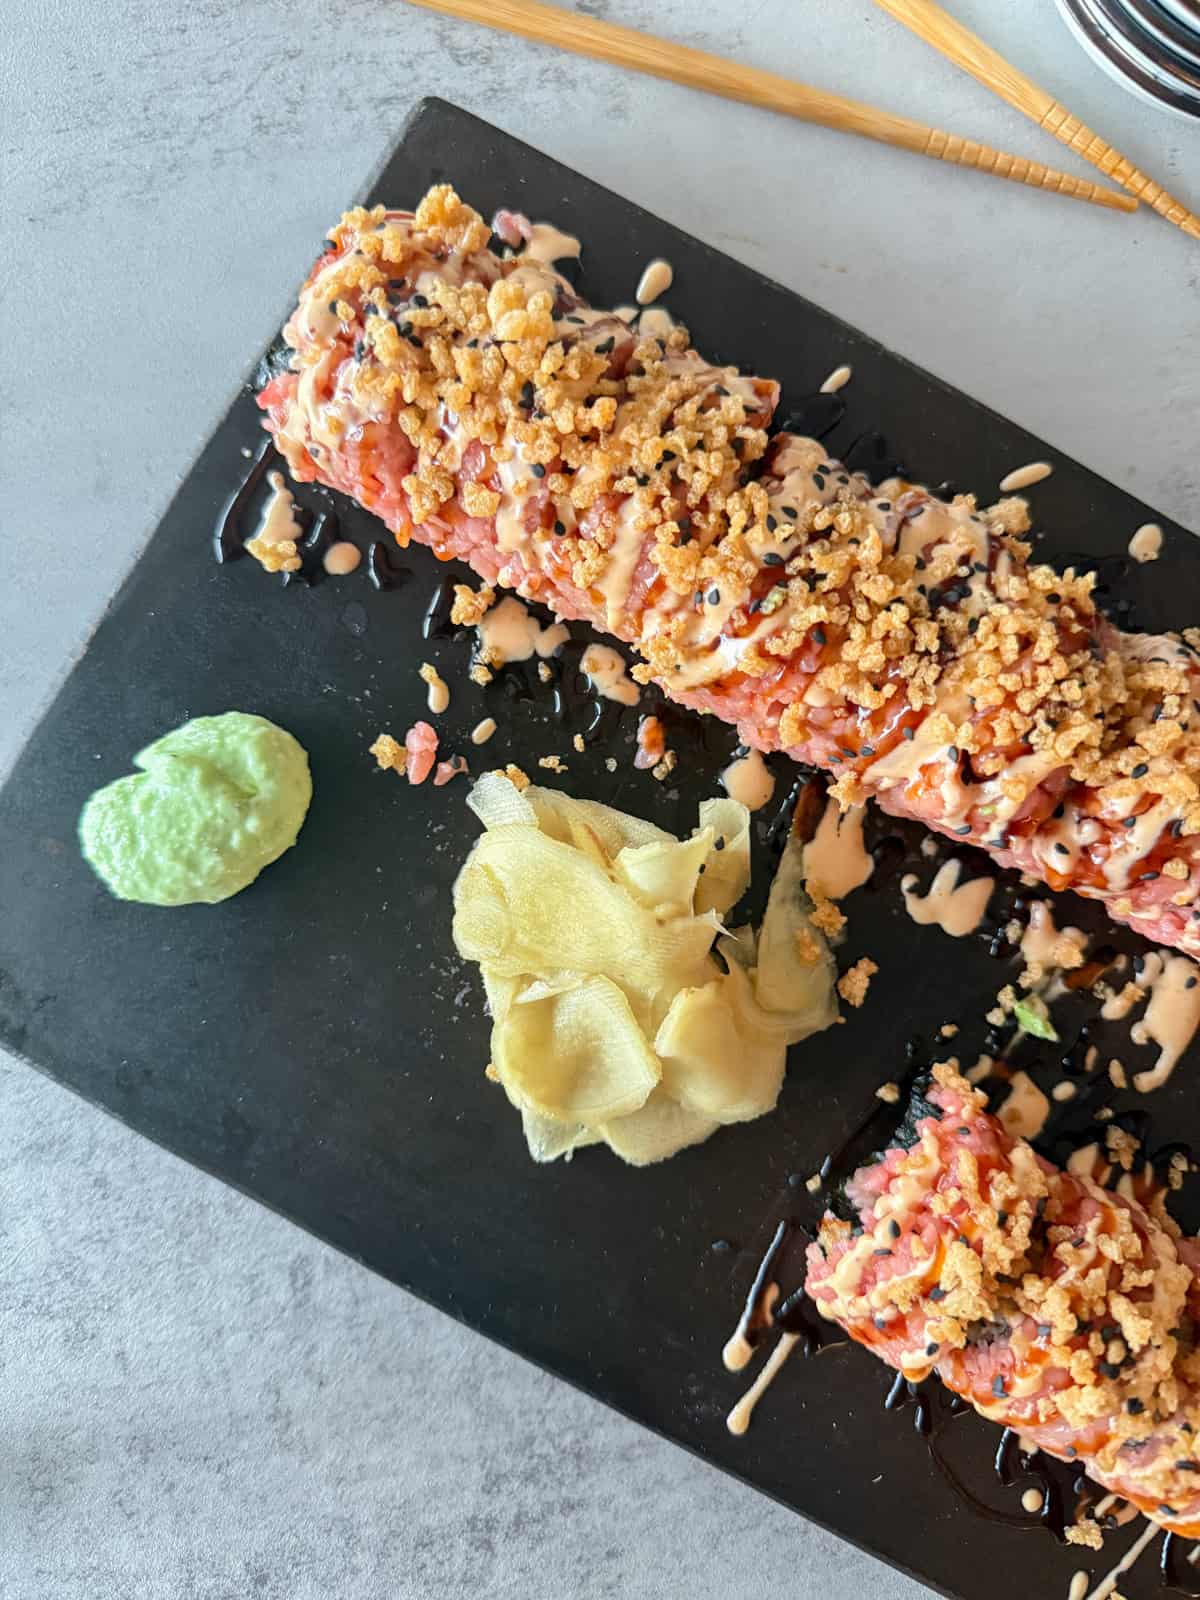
[369,733,407,776]
[837,957,878,1008]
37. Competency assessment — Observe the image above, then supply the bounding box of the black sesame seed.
[812,627,827,645]
[992,1376,1007,1398]
[412,292,429,308]
[1187,976,1197,989]
[767,515,778,533]
[763,551,785,566]
[926,1342,939,1357]
[565,315,585,325]
[782,506,797,518]
[1132,762,1149,778]
[1123,816,1137,828]
[947,746,959,761]
[1046,592,1061,604]
[928,1287,947,1302]
[678,515,691,532]
[813,474,826,491]
[530,463,546,478]
[707,587,721,605]
[877,500,892,511]
[996,1211,1008,1227]
[860,745,875,757]
[714,837,725,851]
[636,474,650,487]
[902,726,915,741]
[889,1220,901,1239]
[1054,843,1070,856]
[873,1248,892,1258]
[553,520,566,536]
[955,824,972,836]
[595,336,615,355]
[520,381,535,409]
[1140,871,1160,882]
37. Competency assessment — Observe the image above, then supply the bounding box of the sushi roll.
[257,185,1199,954]
[805,1062,1200,1536]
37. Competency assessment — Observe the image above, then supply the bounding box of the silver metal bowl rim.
[1114,0,1200,69]
[1057,0,1200,118]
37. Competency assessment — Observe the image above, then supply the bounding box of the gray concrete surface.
[2,1,1198,1596]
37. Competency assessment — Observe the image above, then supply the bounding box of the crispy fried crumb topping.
[1065,1519,1104,1549]
[245,534,301,574]
[450,582,496,626]
[492,763,530,791]
[809,888,846,939]
[368,733,407,776]
[837,957,878,1007]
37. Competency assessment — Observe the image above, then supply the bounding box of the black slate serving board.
[2,100,1198,1600]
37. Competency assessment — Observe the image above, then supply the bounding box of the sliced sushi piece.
[805,1062,1200,1536]
[257,185,1198,955]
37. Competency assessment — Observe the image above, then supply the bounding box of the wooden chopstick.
[406,0,1137,213]
[872,0,1200,240]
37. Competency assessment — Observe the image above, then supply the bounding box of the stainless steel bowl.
[1056,0,1200,118]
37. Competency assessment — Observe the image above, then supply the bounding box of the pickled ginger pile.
[452,774,839,1166]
